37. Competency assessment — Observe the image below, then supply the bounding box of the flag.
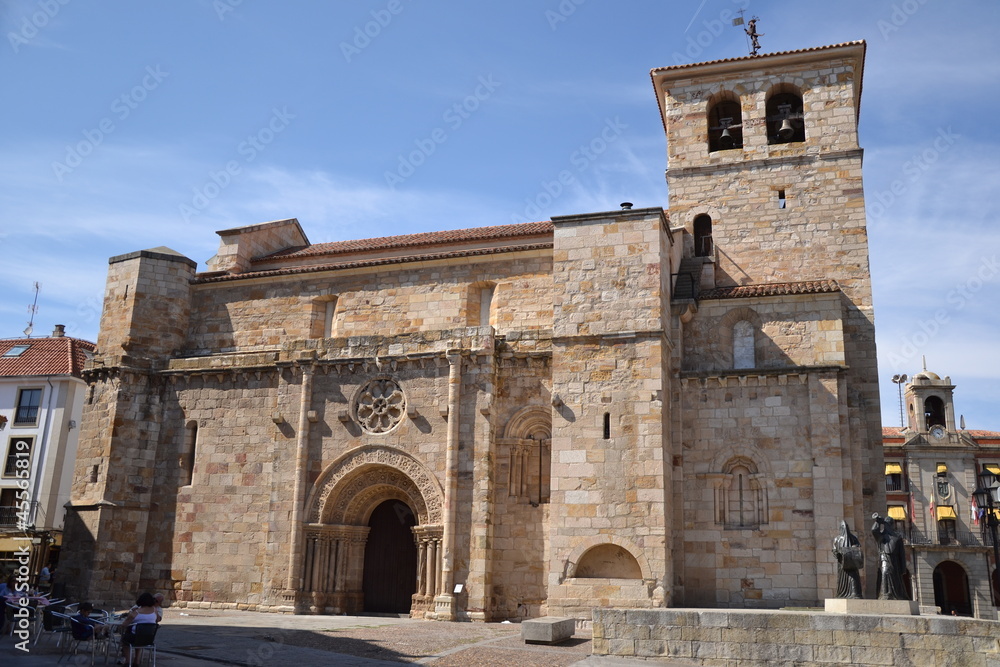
[971,495,979,526]
[909,491,916,523]
[929,500,936,519]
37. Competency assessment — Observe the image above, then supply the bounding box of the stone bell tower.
[650,41,885,603]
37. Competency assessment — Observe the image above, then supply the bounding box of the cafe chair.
[125,622,158,667]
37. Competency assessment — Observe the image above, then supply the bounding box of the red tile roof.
[699,280,840,300]
[0,336,96,378]
[650,41,866,74]
[254,221,554,262]
[196,242,554,284]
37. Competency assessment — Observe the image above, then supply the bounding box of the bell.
[719,127,734,149]
[777,118,795,141]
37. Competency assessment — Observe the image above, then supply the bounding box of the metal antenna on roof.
[23,281,40,338]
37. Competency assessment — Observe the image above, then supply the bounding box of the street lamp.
[891,374,908,428]
[972,470,1000,607]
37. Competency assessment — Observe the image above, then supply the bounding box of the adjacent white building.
[0,325,96,580]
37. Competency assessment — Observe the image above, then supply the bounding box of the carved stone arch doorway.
[301,446,444,616]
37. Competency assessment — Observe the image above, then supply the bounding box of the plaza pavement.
[2,608,701,666]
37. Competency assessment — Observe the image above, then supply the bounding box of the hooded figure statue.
[832,520,864,599]
[872,513,909,600]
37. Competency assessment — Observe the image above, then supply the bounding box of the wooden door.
[363,499,417,613]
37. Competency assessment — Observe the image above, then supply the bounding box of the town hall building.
[61,41,887,620]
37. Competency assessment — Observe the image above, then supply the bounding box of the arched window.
[766,86,805,144]
[707,95,743,152]
[924,396,945,428]
[732,320,755,369]
[693,214,713,257]
[716,457,767,529]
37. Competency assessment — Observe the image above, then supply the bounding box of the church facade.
[62,41,886,620]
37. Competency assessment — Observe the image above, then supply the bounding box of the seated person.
[118,592,159,665]
[72,602,108,640]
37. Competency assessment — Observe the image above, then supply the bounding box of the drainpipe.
[286,364,314,594]
[435,350,461,619]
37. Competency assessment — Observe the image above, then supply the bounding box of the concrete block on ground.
[521,616,576,644]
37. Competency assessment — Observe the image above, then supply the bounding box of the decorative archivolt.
[306,445,444,525]
[502,405,551,441]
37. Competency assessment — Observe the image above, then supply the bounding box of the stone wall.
[186,252,552,354]
[547,208,671,617]
[592,608,1000,666]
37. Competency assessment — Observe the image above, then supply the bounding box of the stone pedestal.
[824,598,920,615]
[434,593,455,621]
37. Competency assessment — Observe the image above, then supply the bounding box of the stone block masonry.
[593,608,1000,666]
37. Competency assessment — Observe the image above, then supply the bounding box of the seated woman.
[72,602,109,639]
[118,592,159,665]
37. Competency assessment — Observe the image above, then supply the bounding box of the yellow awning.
[936,505,957,520]
[0,536,34,552]
[993,508,1000,521]
[985,464,1000,475]
[885,463,902,475]
[887,506,907,521]
[936,463,948,475]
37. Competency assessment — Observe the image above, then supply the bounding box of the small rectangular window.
[603,413,611,440]
[777,189,787,209]
[3,436,34,477]
[324,298,338,338]
[3,345,30,357]
[14,388,42,425]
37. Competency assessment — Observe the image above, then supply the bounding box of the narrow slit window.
[603,413,611,440]
[778,190,786,209]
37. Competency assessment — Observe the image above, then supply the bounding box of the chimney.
[620,202,633,210]
[52,324,65,337]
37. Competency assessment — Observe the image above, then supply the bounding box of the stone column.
[286,363,315,594]
[435,352,461,619]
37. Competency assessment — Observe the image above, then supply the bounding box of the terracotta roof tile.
[254,221,554,262]
[196,242,553,284]
[0,336,96,378]
[650,41,865,74]
[699,280,840,300]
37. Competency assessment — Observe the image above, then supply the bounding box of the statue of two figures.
[832,515,909,600]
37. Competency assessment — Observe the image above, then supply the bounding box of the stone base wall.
[593,608,1000,666]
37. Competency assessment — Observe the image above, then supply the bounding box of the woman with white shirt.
[117,592,159,665]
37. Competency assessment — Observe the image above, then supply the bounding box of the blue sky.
[1,1,998,429]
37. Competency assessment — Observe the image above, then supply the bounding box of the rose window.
[355,379,406,434]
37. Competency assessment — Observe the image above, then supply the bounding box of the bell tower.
[905,369,957,434]
[650,41,885,602]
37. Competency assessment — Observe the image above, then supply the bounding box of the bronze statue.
[745,18,763,55]
[871,513,909,600]
[832,520,863,599]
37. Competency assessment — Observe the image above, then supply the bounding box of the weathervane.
[732,11,763,56]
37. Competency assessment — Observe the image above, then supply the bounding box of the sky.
[0,0,998,430]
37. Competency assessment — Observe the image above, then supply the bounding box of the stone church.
[62,41,886,620]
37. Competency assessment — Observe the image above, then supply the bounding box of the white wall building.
[0,325,96,580]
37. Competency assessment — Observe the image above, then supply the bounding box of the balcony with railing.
[907,527,994,547]
[0,502,39,529]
